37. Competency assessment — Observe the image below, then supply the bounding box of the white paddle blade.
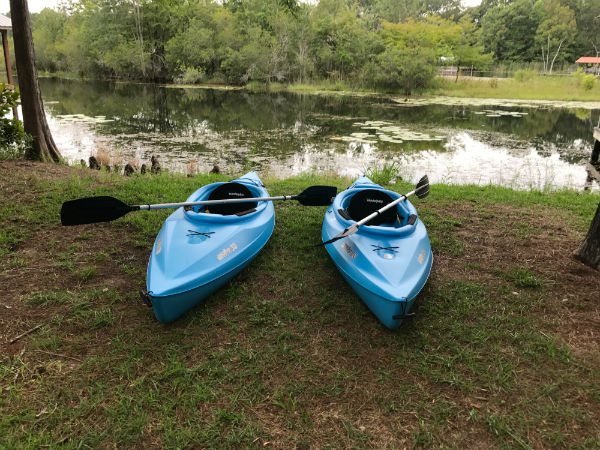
[322,223,359,245]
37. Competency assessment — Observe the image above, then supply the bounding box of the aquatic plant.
[340,121,445,145]
[364,160,402,186]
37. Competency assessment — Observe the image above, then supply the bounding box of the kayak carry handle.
[392,313,416,320]
[140,290,152,307]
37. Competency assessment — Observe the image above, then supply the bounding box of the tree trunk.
[548,39,564,75]
[573,202,600,270]
[541,46,547,73]
[591,139,599,165]
[9,0,61,162]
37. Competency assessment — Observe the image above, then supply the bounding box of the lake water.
[39,78,600,191]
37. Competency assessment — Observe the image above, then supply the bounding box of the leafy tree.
[27,0,600,87]
[560,0,600,57]
[450,16,493,80]
[480,0,538,62]
[164,3,225,77]
[9,0,60,161]
[534,0,577,73]
[375,20,439,93]
[371,43,436,94]
[372,0,461,23]
[32,8,66,72]
[310,0,374,80]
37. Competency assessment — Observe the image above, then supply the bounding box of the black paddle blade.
[295,185,337,206]
[61,196,135,226]
[415,175,430,199]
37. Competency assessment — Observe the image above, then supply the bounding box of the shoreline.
[39,74,600,105]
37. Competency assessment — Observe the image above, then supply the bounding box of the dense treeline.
[26,0,600,91]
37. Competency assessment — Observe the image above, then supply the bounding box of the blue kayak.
[142,171,275,323]
[321,176,433,329]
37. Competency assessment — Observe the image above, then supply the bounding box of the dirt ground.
[1,160,599,449]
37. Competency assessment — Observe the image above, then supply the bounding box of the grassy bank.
[246,76,600,103]
[1,161,599,449]
[38,72,600,103]
[431,76,600,101]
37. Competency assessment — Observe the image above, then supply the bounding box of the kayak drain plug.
[140,290,152,307]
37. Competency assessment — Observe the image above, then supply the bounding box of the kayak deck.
[146,172,275,323]
[322,176,433,329]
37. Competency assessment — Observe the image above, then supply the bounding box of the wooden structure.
[0,13,17,119]
[575,56,600,75]
[590,127,600,180]
[574,126,600,270]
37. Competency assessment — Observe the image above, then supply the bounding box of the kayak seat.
[347,189,397,226]
[205,182,257,216]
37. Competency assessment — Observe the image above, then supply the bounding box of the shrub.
[571,67,586,85]
[514,69,536,82]
[582,74,596,90]
[174,66,205,84]
[372,46,437,95]
[0,84,31,160]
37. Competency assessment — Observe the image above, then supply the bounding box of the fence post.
[593,128,600,165]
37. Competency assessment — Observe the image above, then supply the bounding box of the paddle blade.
[296,185,337,206]
[415,175,430,199]
[61,196,135,226]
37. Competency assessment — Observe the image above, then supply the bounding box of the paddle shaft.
[327,187,420,243]
[136,195,300,210]
[321,175,429,246]
[352,188,416,229]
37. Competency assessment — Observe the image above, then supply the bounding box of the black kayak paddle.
[61,185,337,226]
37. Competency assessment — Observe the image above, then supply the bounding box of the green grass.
[0,162,599,449]
[430,76,600,101]
[252,76,600,103]
[499,266,544,289]
[363,160,402,186]
[238,76,600,102]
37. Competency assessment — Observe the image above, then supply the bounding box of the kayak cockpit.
[332,186,419,237]
[183,181,268,222]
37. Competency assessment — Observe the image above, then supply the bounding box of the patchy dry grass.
[0,160,599,449]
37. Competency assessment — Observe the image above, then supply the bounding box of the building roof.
[0,13,11,30]
[576,57,600,64]
[0,14,11,30]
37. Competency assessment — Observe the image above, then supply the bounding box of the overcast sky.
[1,0,59,14]
[2,0,481,15]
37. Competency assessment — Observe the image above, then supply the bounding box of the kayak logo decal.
[155,238,162,255]
[366,198,384,203]
[218,242,238,260]
[417,249,427,264]
[228,192,246,197]
[187,230,215,238]
[342,242,357,259]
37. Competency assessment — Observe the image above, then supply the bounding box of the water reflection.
[39,78,600,191]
